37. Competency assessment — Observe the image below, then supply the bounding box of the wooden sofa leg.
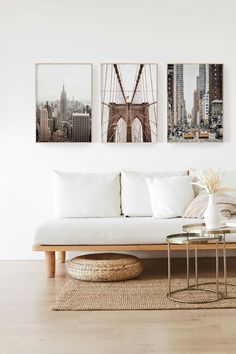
[57,251,66,263]
[45,251,55,278]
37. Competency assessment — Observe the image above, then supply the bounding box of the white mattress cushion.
[34,215,236,245]
[121,170,188,216]
[54,171,121,217]
[147,176,194,218]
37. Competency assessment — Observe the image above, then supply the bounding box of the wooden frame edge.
[32,243,236,252]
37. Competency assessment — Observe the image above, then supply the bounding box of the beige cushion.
[183,191,236,219]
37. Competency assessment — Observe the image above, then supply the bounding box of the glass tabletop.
[166,233,223,245]
[182,223,236,235]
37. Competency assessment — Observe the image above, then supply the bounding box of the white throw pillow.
[121,170,188,216]
[146,176,194,218]
[54,172,121,217]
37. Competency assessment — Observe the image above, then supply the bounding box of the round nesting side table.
[183,223,236,298]
[166,233,224,304]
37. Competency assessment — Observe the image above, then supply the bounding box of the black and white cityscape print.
[36,63,92,142]
[167,64,223,142]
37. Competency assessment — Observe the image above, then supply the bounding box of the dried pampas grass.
[190,168,232,194]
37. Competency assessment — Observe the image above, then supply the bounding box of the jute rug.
[52,275,236,311]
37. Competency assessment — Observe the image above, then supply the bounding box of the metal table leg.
[216,242,219,299]
[186,241,189,289]
[195,244,198,289]
[166,236,224,304]
[168,241,171,296]
[223,233,227,298]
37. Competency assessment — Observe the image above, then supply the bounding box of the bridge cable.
[149,64,157,125]
[113,64,127,103]
[131,64,144,104]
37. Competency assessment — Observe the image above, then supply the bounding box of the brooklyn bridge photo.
[101,64,158,143]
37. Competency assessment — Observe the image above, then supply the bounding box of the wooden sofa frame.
[33,243,236,278]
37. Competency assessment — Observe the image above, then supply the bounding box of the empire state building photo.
[36,63,92,143]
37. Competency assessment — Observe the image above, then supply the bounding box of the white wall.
[0,0,236,259]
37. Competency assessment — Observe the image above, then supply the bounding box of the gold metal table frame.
[167,233,225,304]
[183,223,236,299]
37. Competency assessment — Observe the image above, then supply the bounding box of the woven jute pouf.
[66,253,143,282]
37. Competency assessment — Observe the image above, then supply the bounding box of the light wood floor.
[1,258,236,354]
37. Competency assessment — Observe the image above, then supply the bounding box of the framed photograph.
[167,64,223,142]
[101,63,158,143]
[36,63,92,142]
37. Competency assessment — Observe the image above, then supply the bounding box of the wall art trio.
[35,63,223,143]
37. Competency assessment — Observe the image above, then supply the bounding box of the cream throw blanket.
[183,191,236,219]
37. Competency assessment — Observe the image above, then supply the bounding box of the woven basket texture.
[67,253,143,282]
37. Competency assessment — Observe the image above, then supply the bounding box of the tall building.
[60,83,67,120]
[173,64,185,126]
[192,76,200,126]
[39,108,49,142]
[173,64,179,126]
[45,101,52,119]
[48,118,54,134]
[209,64,223,125]
[209,64,223,102]
[167,64,174,130]
[211,100,223,125]
[192,90,198,126]
[199,64,206,99]
[178,64,184,102]
[205,64,209,93]
[201,93,209,125]
[72,113,91,142]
